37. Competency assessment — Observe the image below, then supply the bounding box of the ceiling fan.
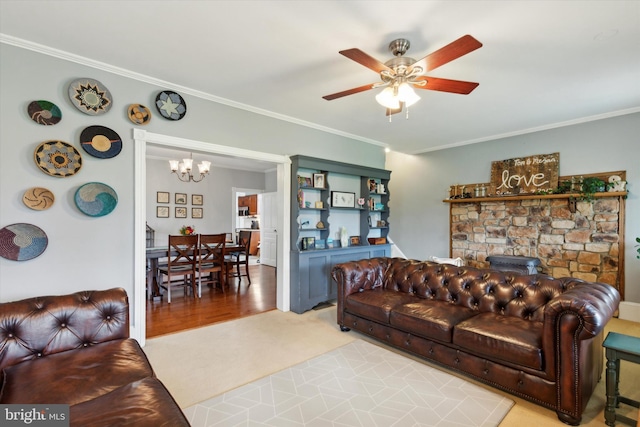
[323,35,482,116]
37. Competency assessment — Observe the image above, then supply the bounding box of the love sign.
[490,152,559,195]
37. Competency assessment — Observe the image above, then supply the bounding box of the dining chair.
[224,230,252,286]
[197,233,226,292]
[157,234,199,303]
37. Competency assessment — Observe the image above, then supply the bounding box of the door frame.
[132,129,291,346]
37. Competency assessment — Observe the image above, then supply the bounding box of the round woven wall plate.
[0,223,48,261]
[127,103,152,125]
[23,187,55,211]
[75,182,118,217]
[68,78,112,115]
[79,125,122,159]
[27,100,62,125]
[155,90,187,120]
[34,140,83,177]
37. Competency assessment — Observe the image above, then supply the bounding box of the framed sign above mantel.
[490,152,559,196]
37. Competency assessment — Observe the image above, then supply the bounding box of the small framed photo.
[175,193,187,205]
[349,236,361,246]
[192,207,203,219]
[156,206,169,218]
[175,207,187,218]
[314,201,324,209]
[301,237,315,251]
[313,173,326,189]
[192,194,203,205]
[157,191,170,204]
[315,239,326,249]
[331,191,355,208]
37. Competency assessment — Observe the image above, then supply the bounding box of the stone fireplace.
[447,190,626,297]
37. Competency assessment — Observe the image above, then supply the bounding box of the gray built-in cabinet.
[290,155,391,313]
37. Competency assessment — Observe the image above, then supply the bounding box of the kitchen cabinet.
[238,194,258,215]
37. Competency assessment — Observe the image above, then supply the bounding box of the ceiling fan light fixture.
[375,86,400,109]
[398,83,420,107]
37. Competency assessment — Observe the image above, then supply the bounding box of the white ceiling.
[1,1,639,157]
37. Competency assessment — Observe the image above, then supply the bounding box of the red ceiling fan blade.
[339,48,392,74]
[411,35,482,73]
[322,83,378,100]
[385,102,404,116]
[413,76,479,94]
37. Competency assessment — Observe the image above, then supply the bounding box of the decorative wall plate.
[80,125,122,159]
[34,140,83,177]
[68,78,112,115]
[75,182,118,217]
[23,187,55,211]
[155,90,187,120]
[27,100,62,125]
[127,103,152,125]
[0,223,48,261]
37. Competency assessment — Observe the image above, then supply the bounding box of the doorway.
[133,129,291,346]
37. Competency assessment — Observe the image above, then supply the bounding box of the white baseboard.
[619,301,640,322]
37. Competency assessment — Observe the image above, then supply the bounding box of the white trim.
[619,301,640,323]
[132,130,291,345]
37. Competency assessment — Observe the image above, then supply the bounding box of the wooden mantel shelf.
[443,191,627,204]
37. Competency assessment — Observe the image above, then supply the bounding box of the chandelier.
[169,153,211,183]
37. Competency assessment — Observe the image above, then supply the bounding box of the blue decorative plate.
[74,182,118,217]
[68,78,112,115]
[80,125,122,159]
[155,90,187,120]
[28,100,62,125]
[0,223,48,261]
[34,140,83,177]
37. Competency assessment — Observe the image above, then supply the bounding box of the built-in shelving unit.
[290,155,391,313]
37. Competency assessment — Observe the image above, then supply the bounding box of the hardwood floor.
[146,264,277,338]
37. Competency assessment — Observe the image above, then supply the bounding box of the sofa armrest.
[544,279,620,340]
[0,288,130,371]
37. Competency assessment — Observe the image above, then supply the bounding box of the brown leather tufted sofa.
[332,257,621,425]
[0,288,189,426]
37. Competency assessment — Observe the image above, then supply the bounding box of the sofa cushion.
[390,301,478,343]
[0,338,153,405]
[69,377,189,426]
[453,313,543,370]
[345,289,417,324]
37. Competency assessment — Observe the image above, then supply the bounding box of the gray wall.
[0,43,385,302]
[386,112,640,303]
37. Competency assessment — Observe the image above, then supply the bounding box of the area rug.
[183,340,514,426]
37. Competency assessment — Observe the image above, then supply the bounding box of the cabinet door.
[248,194,258,215]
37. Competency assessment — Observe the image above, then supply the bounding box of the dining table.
[146,242,245,300]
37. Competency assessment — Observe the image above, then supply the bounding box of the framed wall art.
[175,193,187,205]
[192,194,203,205]
[349,236,361,246]
[331,191,355,208]
[157,206,169,218]
[192,207,203,219]
[175,207,187,218]
[157,191,169,203]
[313,173,326,189]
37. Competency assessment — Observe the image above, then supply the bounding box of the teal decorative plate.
[74,182,118,217]
[0,223,48,261]
[28,100,62,125]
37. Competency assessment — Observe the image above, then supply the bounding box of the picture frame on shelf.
[192,207,203,219]
[331,191,355,208]
[157,191,169,204]
[349,236,361,246]
[315,239,326,249]
[301,236,315,251]
[175,193,187,205]
[313,173,326,188]
[314,201,324,209]
[192,194,203,205]
[368,179,378,192]
[156,206,169,218]
[175,207,187,218]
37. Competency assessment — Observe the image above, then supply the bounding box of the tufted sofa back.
[383,258,572,322]
[0,288,129,371]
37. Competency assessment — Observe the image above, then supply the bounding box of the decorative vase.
[340,227,348,248]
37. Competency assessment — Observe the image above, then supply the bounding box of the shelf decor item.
[331,191,355,208]
[34,140,82,177]
[0,223,48,261]
[74,182,118,217]
[79,125,123,159]
[313,173,326,188]
[22,187,54,211]
[28,100,62,125]
[68,78,112,115]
